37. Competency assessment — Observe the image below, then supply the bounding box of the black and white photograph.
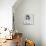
[24,14,34,25]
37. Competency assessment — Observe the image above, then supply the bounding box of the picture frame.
[24,14,34,25]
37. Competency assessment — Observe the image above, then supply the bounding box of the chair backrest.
[14,33,23,46]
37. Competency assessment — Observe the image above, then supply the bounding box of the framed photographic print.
[24,14,34,25]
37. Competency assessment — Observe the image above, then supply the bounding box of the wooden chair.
[13,33,23,46]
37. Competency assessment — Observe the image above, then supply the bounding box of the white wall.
[0,0,16,30]
[41,0,46,46]
[13,0,41,46]
[13,0,46,46]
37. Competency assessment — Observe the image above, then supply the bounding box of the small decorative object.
[4,28,7,31]
[24,14,34,25]
[25,40,35,46]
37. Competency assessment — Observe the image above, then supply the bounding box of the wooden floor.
[0,39,16,46]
